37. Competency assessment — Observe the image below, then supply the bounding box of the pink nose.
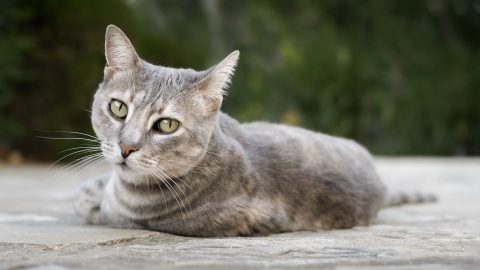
[119,143,138,158]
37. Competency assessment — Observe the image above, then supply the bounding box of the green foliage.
[0,0,32,144]
[0,0,479,160]
[0,0,140,159]
[222,0,480,155]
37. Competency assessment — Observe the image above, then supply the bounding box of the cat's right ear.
[104,25,140,80]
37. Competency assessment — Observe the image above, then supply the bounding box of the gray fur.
[75,25,388,237]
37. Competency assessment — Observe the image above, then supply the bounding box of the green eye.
[154,118,180,134]
[109,99,128,118]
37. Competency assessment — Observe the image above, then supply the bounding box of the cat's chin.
[113,163,144,179]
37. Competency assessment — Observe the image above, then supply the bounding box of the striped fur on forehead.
[138,63,202,103]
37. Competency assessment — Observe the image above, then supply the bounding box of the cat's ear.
[196,50,240,99]
[104,25,140,79]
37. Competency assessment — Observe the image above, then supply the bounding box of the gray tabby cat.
[74,25,431,237]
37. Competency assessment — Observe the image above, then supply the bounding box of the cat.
[74,25,433,237]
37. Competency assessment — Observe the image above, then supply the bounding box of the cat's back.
[219,112,383,193]
[239,120,373,170]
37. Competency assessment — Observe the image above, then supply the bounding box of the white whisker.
[58,146,101,154]
[165,158,201,169]
[153,167,188,220]
[37,136,100,144]
[38,130,100,141]
[48,148,101,170]
[55,153,104,179]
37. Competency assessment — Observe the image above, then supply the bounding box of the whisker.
[161,170,192,212]
[55,153,104,179]
[62,155,105,180]
[151,169,191,231]
[153,167,189,220]
[153,161,196,194]
[141,168,170,212]
[148,158,195,170]
[37,130,100,141]
[54,154,98,175]
[149,175,168,210]
[61,152,103,171]
[36,136,100,144]
[165,159,201,169]
[57,146,100,154]
[48,148,101,169]
[144,157,213,195]
[151,169,185,218]
[71,155,105,178]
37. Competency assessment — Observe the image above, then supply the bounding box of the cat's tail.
[383,191,437,208]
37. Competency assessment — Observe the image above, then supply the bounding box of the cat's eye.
[154,118,180,134]
[109,99,128,119]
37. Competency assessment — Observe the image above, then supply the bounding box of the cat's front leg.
[74,173,111,225]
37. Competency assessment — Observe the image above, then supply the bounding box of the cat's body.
[74,25,424,237]
[78,112,385,236]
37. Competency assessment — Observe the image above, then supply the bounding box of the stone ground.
[0,158,479,270]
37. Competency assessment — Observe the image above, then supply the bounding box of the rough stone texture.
[0,158,479,270]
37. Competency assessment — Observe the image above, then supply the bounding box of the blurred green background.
[1,0,479,162]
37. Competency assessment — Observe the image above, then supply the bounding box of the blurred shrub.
[0,0,142,160]
[0,0,479,161]
[221,0,480,155]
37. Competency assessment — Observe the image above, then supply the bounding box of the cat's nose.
[119,143,139,158]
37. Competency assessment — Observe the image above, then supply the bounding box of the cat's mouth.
[117,161,130,170]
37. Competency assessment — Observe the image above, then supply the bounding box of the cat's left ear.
[104,25,140,80]
[196,50,240,100]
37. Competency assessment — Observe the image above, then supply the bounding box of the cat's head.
[92,25,239,181]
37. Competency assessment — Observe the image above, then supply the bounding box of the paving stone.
[0,158,479,269]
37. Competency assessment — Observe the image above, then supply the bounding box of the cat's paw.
[74,175,109,224]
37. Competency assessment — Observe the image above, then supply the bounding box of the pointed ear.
[197,50,240,99]
[104,25,139,78]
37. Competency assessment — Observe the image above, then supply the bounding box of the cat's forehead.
[139,65,200,95]
[104,64,203,106]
